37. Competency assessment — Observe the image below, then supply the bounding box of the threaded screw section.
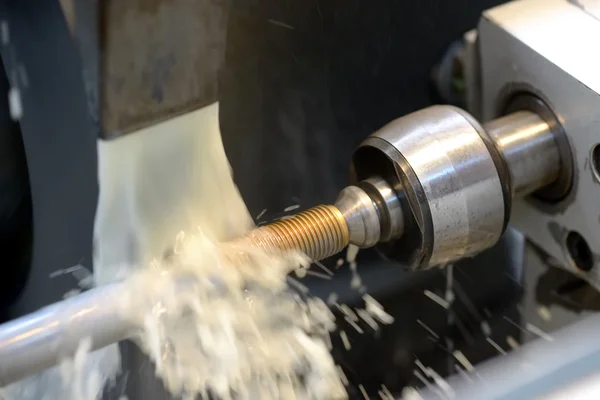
[244,205,349,261]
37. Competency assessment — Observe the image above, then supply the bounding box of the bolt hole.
[592,144,600,183]
[566,231,594,272]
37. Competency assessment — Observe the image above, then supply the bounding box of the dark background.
[220,0,507,216]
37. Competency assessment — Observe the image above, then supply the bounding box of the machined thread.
[244,205,349,261]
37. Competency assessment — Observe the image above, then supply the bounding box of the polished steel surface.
[363,105,506,267]
[358,176,404,242]
[502,94,573,202]
[334,185,381,247]
[484,111,560,197]
[0,283,135,386]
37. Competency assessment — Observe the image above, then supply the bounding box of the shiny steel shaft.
[484,111,560,197]
[0,283,135,386]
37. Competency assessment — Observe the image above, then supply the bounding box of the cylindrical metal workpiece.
[484,111,560,197]
[0,283,136,386]
[357,176,404,242]
[353,105,507,268]
[334,185,381,247]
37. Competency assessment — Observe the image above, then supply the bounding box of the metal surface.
[243,204,350,261]
[335,185,381,247]
[478,0,600,284]
[413,312,600,400]
[0,283,135,386]
[503,94,574,202]
[358,176,405,242]
[354,105,506,268]
[94,0,228,138]
[244,105,560,269]
[484,111,560,197]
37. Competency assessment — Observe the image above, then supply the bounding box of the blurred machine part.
[60,0,228,139]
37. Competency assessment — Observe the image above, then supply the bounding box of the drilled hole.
[566,231,594,272]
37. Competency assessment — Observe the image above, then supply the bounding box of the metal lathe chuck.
[246,99,571,269]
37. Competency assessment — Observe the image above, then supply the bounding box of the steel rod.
[484,111,560,198]
[0,283,135,386]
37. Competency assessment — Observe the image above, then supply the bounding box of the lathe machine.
[0,0,599,399]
